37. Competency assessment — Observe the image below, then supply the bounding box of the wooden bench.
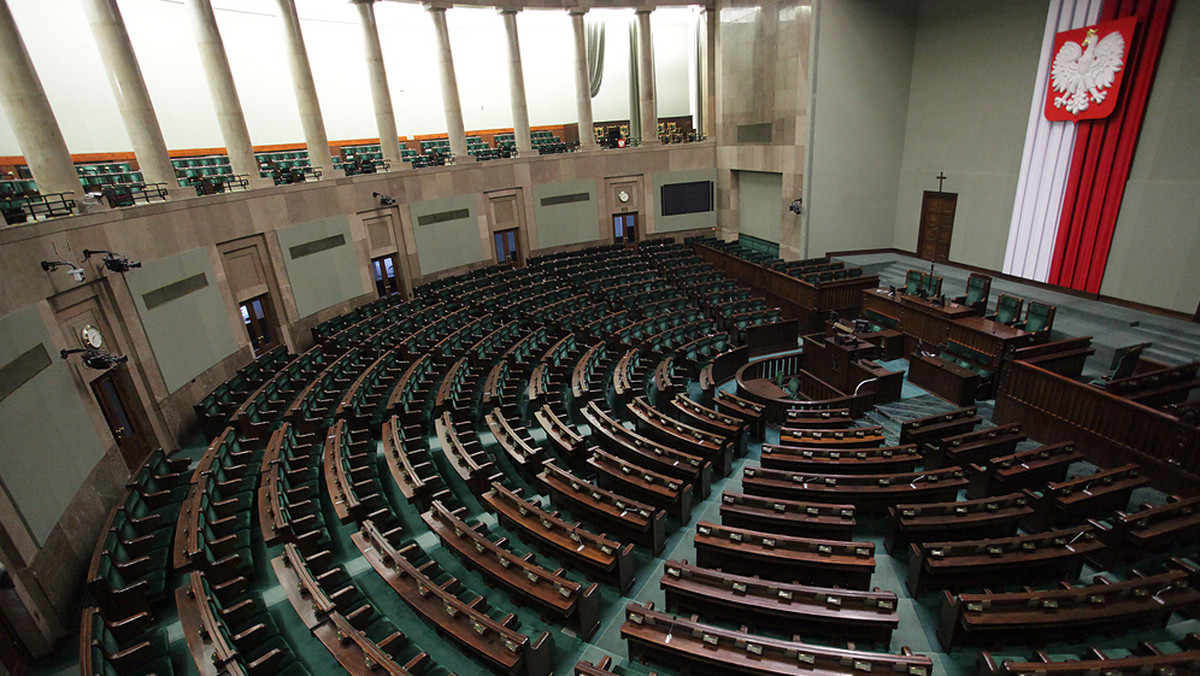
[482,482,635,592]
[923,422,1025,470]
[936,559,1200,649]
[539,461,666,555]
[421,500,600,640]
[587,448,694,524]
[965,441,1082,499]
[352,520,553,676]
[978,637,1200,676]
[533,404,585,459]
[581,401,711,498]
[884,492,1035,554]
[322,420,390,525]
[714,390,766,438]
[778,425,886,449]
[899,406,980,447]
[381,416,447,511]
[742,465,968,514]
[669,394,747,453]
[693,521,876,589]
[761,443,922,474]
[621,602,932,676]
[628,396,732,476]
[1024,463,1148,529]
[435,411,499,496]
[906,523,1105,594]
[785,407,854,429]
[719,492,856,540]
[484,409,542,480]
[660,560,899,645]
[1099,494,1200,565]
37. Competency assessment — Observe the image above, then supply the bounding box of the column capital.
[497,7,520,15]
[424,2,451,12]
[567,7,588,16]
[635,7,653,15]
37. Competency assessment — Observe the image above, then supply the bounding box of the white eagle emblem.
[1051,28,1126,115]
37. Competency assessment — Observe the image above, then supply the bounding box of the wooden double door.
[917,191,957,263]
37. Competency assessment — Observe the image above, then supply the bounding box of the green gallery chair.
[986,293,1024,325]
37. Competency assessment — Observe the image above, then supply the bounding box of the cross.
[936,172,948,192]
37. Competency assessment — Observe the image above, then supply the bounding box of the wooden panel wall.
[994,359,1200,495]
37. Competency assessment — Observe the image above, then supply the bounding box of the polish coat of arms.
[1045,17,1137,122]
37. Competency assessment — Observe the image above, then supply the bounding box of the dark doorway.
[239,294,279,355]
[917,191,957,262]
[371,254,402,298]
[91,368,152,470]
[494,228,521,265]
[614,213,638,243]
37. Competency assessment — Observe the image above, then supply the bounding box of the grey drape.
[585,15,604,98]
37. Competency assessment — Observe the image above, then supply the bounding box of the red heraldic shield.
[1045,17,1137,122]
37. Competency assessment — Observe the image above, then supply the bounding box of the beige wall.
[1100,0,1200,314]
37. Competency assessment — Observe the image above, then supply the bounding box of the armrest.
[104,638,158,673]
[112,554,155,581]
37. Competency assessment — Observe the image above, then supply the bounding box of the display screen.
[660,181,714,216]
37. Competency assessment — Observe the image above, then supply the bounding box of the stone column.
[427,5,467,160]
[275,0,331,174]
[0,0,82,198]
[82,0,180,190]
[700,7,716,139]
[185,0,268,187]
[570,8,597,150]
[354,0,402,168]
[635,9,658,146]
[500,9,531,155]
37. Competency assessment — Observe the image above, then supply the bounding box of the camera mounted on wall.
[83,249,141,274]
[789,199,803,215]
[60,348,128,370]
[373,192,396,207]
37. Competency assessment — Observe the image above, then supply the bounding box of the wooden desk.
[743,465,968,515]
[482,482,635,592]
[862,288,1034,370]
[937,561,1200,650]
[719,492,856,540]
[906,524,1104,594]
[965,441,1083,499]
[907,353,980,406]
[693,521,876,589]
[660,560,899,645]
[622,602,932,676]
[884,492,1034,554]
[761,443,922,475]
[539,461,667,555]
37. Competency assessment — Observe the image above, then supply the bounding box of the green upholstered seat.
[987,293,1024,325]
[1017,301,1055,334]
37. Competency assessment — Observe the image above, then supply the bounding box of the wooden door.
[91,367,152,470]
[918,191,957,262]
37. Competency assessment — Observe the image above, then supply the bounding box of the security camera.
[60,348,128,370]
[83,249,141,274]
[69,267,86,282]
[372,192,396,207]
[789,199,803,215]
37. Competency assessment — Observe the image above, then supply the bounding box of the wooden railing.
[735,352,876,421]
[995,359,1200,495]
[692,242,878,330]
